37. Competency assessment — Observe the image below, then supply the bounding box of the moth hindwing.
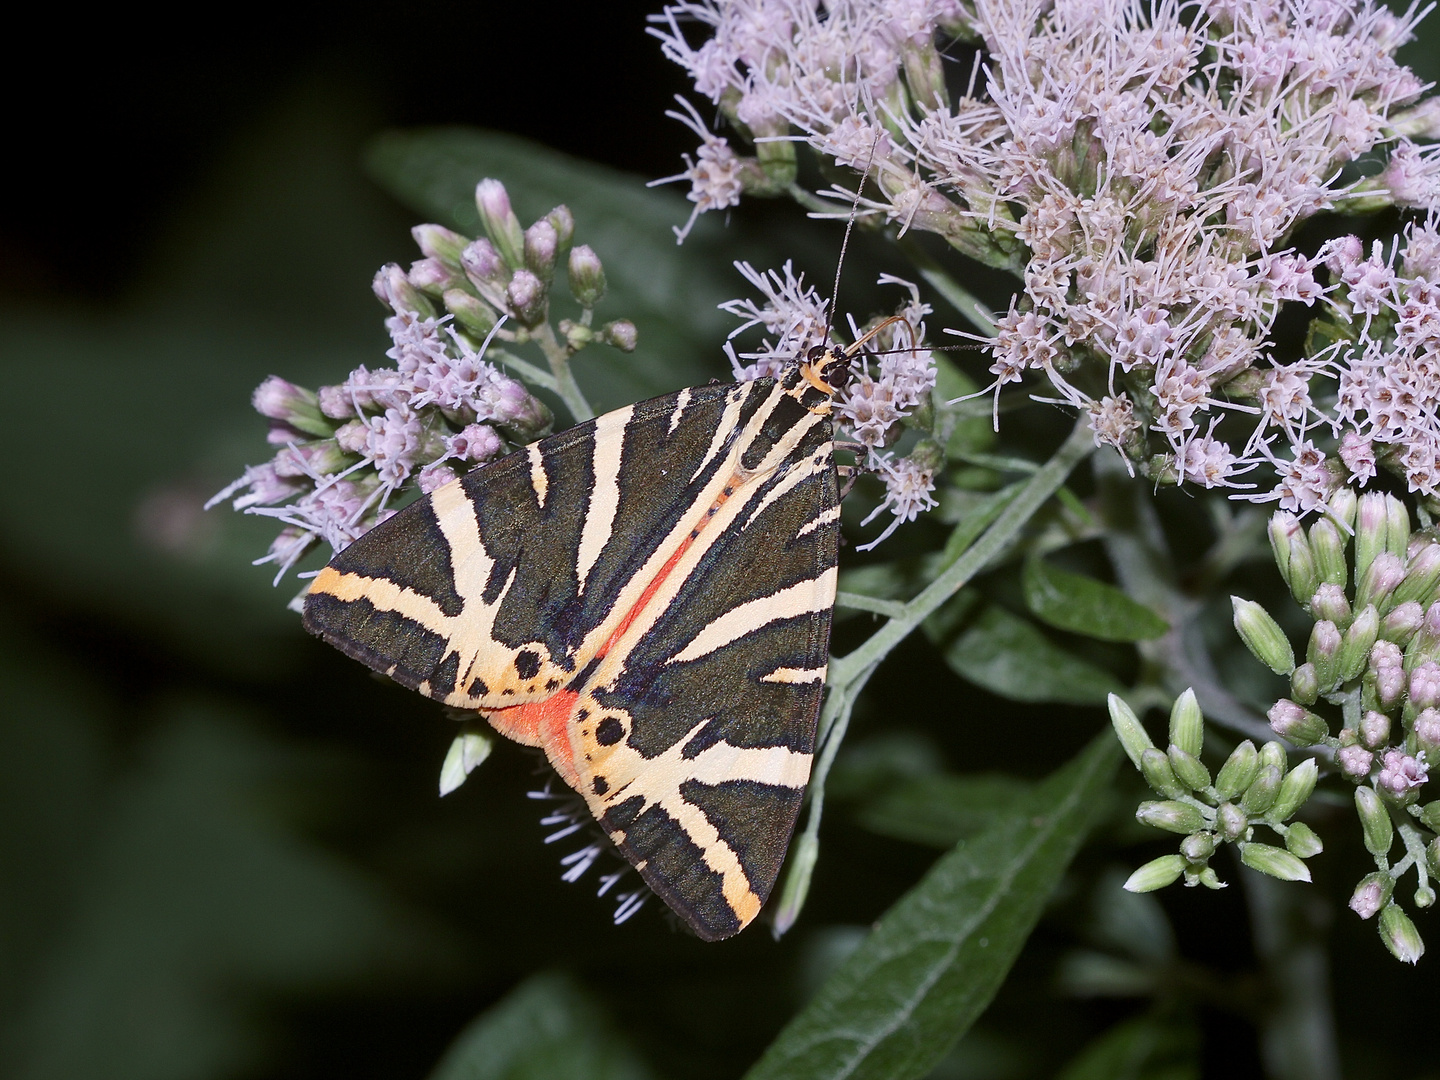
[302,370,843,940]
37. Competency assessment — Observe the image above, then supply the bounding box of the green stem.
[830,418,1094,686]
[533,322,594,422]
[488,348,559,392]
[835,591,909,619]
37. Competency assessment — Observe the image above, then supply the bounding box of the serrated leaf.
[926,600,1116,705]
[746,734,1120,1080]
[428,971,651,1080]
[1022,557,1169,642]
[857,774,1033,848]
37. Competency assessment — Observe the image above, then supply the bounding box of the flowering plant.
[200,0,1440,1075]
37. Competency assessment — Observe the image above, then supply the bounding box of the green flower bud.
[567,244,607,307]
[1217,801,1249,842]
[475,178,526,269]
[1168,745,1211,792]
[1108,693,1155,769]
[1309,517,1349,588]
[600,319,638,352]
[1232,597,1296,675]
[1258,740,1288,774]
[251,376,333,438]
[438,730,493,796]
[1381,601,1425,645]
[1270,758,1319,821]
[1386,496,1411,560]
[1141,748,1186,799]
[523,219,560,283]
[1418,802,1440,830]
[1215,740,1261,800]
[1391,542,1440,610]
[1356,552,1406,613]
[1308,619,1342,688]
[1327,486,1358,531]
[770,832,818,937]
[1270,512,1319,604]
[412,223,470,267]
[1180,830,1217,861]
[1241,765,1283,815]
[1168,688,1204,758]
[1379,902,1425,964]
[1123,854,1186,893]
[1196,867,1227,889]
[443,288,499,337]
[559,319,594,351]
[1338,605,1380,682]
[756,133,799,187]
[1350,871,1393,919]
[1428,836,1440,877]
[1240,841,1312,882]
[1266,699,1329,747]
[545,205,575,252]
[1309,583,1352,628]
[1290,663,1319,705]
[1416,886,1436,909]
[1285,821,1324,857]
[1355,493,1389,585]
[1355,785,1394,856]
[1136,800,1207,834]
[1359,709,1390,749]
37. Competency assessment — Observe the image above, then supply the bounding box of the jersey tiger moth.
[301,328,895,940]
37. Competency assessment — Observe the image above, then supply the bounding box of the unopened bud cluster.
[1111,690,1321,894]
[210,179,636,582]
[1232,486,1440,962]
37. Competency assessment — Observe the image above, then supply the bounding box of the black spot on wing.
[602,796,740,941]
[302,593,449,693]
[680,778,803,908]
[430,650,460,697]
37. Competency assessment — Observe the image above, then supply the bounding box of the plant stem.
[533,322,594,422]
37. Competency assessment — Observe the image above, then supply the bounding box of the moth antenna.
[823,133,883,348]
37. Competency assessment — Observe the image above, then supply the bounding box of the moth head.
[801,344,852,396]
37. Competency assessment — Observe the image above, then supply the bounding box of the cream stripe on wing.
[760,665,828,684]
[667,387,691,435]
[575,405,632,594]
[689,385,750,482]
[739,446,830,531]
[430,478,495,603]
[796,505,841,538]
[684,738,813,788]
[665,567,838,665]
[308,567,451,631]
[527,442,548,509]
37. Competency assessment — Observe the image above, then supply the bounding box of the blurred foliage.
[4,47,1440,1080]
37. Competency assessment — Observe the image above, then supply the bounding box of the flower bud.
[1240,841,1312,882]
[770,831,818,937]
[1217,801,1249,842]
[334,419,369,454]
[1196,867,1227,889]
[475,178,525,268]
[1338,743,1375,781]
[1407,601,1440,669]
[1357,710,1391,750]
[600,319,638,351]
[506,269,548,326]
[1380,903,1425,964]
[1414,708,1440,755]
[1429,834,1440,876]
[560,320,594,351]
[1123,854,1186,892]
[1241,765,1283,815]
[1307,619,1343,688]
[1410,660,1440,709]
[1381,601,1424,644]
[486,377,554,442]
[1392,542,1440,610]
[1377,748,1428,799]
[1386,496,1411,559]
[443,288,499,337]
[1270,758,1319,821]
[1338,605,1380,682]
[1168,688,1204,758]
[1349,872,1393,919]
[438,730,493,796]
[1290,663,1319,705]
[1420,802,1440,830]
[1168,745,1211,791]
[412,223,470,267]
[1136,800,1207,834]
[1357,552,1406,613]
[1285,821,1324,857]
[1327,486,1358,530]
[1272,513,1321,606]
[1258,740,1288,774]
[372,262,434,316]
[252,377,334,438]
[1309,583,1351,627]
[1309,518,1348,589]
[1356,493,1389,584]
[1355,785,1394,856]
[1109,693,1155,768]
[273,439,351,478]
[1141,748,1187,798]
[1416,886,1436,908]
[461,237,511,299]
[568,244,607,307]
[545,204,575,252]
[1216,740,1260,800]
[317,384,357,421]
[1181,831,1217,861]
[1232,597,1295,675]
[524,219,559,282]
[1267,699,1329,746]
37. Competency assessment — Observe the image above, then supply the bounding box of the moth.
[302,330,887,940]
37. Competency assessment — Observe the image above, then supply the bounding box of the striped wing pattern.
[303,376,840,939]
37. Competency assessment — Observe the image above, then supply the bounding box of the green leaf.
[1022,557,1169,642]
[746,734,1121,1080]
[428,972,651,1080]
[1055,1013,1199,1080]
[857,773,1034,848]
[926,600,1116,705]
